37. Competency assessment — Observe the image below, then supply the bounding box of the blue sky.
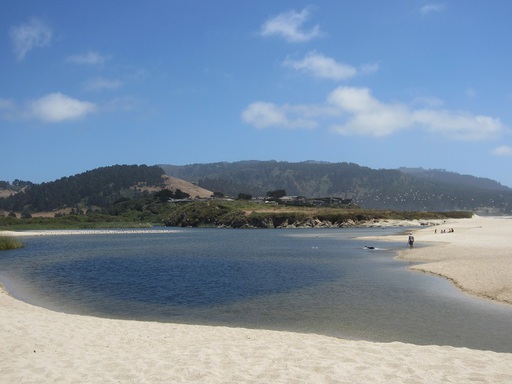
[2,1,512,187]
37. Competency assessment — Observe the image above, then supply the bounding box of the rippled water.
[1,227,512,353]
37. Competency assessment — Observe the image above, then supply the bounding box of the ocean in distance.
[1,227,512,353]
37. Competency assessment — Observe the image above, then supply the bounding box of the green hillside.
[160,161,512,213]
[0,165,165,213]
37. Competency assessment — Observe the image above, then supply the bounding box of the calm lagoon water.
[1,227,512,353]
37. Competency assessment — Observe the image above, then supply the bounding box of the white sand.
[368,215,512,305]
[0,228,183,237]
[1,216,512,383]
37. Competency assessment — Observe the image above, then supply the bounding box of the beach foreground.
[1,216,512,383]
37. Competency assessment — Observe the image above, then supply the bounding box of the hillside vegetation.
[0,165,165,214]
[163,200,471,229]
[160,161,512,213]
[0,163,475,230]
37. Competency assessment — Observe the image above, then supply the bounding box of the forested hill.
[399,167,509,191]
[160,161,512,213]
[0,165,166,213]
[2,161,511,215]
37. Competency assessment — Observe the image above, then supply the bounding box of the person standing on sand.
[408,233,415,249]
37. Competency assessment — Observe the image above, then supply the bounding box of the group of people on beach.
[434,228,454,234]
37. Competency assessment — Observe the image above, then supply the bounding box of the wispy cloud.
[492,146,512,156]
[359,63,380,75]
[466,87,477,100]
[420,3,446,15]
[29,93,97,122]
[283,52,357,80]
[260,8,322,43]
[103,96,143,112]
[0,98,16,120]
[84,77,123,91]
[10,18,52,60]
[283,52,378,81]
[66,51,111,65]
[242,102,318,129]
[0,98,15,111]
[242,86,505,141]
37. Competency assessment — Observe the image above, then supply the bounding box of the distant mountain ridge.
[160,161,512,213]
[2,162,511,215]
[399,167,509,191]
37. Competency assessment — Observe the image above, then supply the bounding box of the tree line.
[0,165,165,214]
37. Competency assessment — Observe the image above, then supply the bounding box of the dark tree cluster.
[0,165,165,213]
[154,189,190,202]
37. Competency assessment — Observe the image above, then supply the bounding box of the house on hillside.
[277,196,353,207]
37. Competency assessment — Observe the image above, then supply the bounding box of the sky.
[1,1,512,187]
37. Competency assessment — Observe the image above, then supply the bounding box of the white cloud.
[260,8,322,43]
[284,52,357,81]
[328,87,413,136]
[413,110,503,140]
[29,93,97,122]
[329,86,504,139]
[66,51,111,65]
[85,77,123,91]
[420,3,446,15]
[243,86,506,140]
[492,146,512,156]
[10,18,52,60]
[242,102,317,129]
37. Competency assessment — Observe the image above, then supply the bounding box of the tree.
[237,193,252,200]
[267,189,286,199]
[154,189,175,202]
[173,189,190,199]
[21,209,32,219]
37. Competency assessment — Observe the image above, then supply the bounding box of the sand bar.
[366,215,512,305]
[0,228,183,237]
[1,216,512,382]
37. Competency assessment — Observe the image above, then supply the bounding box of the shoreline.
[0,228,184,237]
[1,216,512,382]
[1,284,511,383]
[363,215,512,305]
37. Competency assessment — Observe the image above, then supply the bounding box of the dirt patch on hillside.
[136,175,213,198]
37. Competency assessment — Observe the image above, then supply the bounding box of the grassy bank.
[0,215,156,231]
[0,235,24,251]
[164,200,473,228]
[1,200,473,230]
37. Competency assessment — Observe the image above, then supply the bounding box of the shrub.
[0,235,24,251]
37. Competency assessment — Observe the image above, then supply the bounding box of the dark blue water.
[1,227,512,353]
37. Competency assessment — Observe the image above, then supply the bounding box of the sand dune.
[1,216,512,383]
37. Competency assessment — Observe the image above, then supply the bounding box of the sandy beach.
[373,215,512,305]
[1,216,512,383]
